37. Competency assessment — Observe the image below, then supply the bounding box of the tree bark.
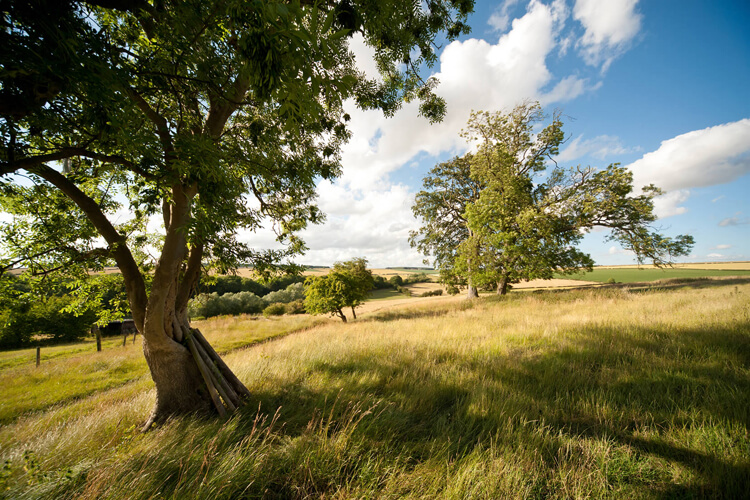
[337,309,347,322]
[351,306,357,319]
[497,276,509,295]
[141,332,212,430]
[467,279,478,299]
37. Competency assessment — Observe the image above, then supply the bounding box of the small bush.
[263,303,287,317]
[420,289,443,297]
[388,275,404,287]
[606,277,617,284]
[285,299,306,315]
[395,285,412,297]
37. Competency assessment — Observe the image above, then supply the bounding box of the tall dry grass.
[0,279,748,498]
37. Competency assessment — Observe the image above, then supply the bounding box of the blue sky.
[279,0,750,268]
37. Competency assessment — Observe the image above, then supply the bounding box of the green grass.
[559,266,750,283]
[0,315,324,426]
[366,288,408,301]
[0,280,748,498]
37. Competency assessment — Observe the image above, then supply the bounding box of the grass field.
[0,278,748,498]
[559,266,750,283]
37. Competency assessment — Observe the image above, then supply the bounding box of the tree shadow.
[224,315,750,498]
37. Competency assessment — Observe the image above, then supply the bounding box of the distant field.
[561,266,750,283]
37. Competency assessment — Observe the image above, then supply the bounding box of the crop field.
[0,277,748,498]
[560,265,750,283]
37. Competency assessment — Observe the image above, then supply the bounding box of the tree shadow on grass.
[230,315,750,498]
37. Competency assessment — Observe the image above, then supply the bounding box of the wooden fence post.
[36,347,40,367]
[94,325,102,352]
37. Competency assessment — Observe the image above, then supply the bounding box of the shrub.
[420,289,443,297]
[388,275,404,287]
[285,299,306,315]
[373,275,391,289]
[404,272,431,284]
[395,285,412,297]
[606,277,617,284]
[264,282,305,304]
[263,303,286,317]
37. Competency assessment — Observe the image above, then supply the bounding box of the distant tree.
[304,271,354,322]
[332,257,374,318]
[410,155,483,298]
[412,101,694,296]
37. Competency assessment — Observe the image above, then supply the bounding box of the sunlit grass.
[0,315,325,426]
[0,280,748,498]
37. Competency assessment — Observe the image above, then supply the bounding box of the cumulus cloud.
[627,119,750,192]
[298,183,424,267]
[339,0,591,191]
[652,189,690,218]
[573,0,642,71]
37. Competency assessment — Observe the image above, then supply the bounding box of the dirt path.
[357,278,600,316]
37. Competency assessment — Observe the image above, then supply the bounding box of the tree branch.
[26,162,148,329]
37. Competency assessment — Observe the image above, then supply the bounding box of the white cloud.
[714,244,731,250]
[488,0,522,32]
[608,245,633,256]
[557,134,629,162]
[706,253,724,258]
[627,119,750,192]
[719,216,750,227]
[651,189,690,218]
[573,0,642,71]
[339,0,591,191]
[299,183,424,267]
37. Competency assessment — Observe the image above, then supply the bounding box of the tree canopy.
[305,257,373,322]
[0,0,475,425]
[411,102,694,296]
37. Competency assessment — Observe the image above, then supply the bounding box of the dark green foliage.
[420,289,443,297]
[372,275,390,289]
[262,303,287,317]
[285,299,306,315]
[0,295,96,348]
[388,275,404,287]
[403,273,431,284]
[188,282,305,319]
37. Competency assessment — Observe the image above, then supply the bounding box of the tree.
[332,257,373,318]
[305,258,373,321]
[412,102,694,296]
[409,154,482,298]
[304,271,353,322]
[0,0,475,427]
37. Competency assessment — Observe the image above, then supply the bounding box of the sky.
[246,0,750,269]
[4,1,748,271]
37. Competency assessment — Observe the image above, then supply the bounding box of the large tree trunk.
[142,333,211,428]
[467,278,478,299]
[136,187,250,429]
[497,276,509,295]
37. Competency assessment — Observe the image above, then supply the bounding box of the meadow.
[0,278,748,498]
